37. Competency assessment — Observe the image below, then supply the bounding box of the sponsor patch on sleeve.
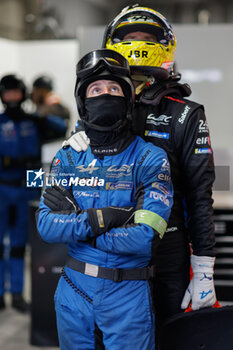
[53,158,60,166]
[195,148,212,154]
[106,181,133,190]
[145,130,170,139]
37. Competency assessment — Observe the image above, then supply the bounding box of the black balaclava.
[3,99,26,120]
[83,93,129,147]
[5,100,21,111]
[0,75,26,119]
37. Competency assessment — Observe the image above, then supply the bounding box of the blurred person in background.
[0,74,68,313]
[31,75,70,139]
[65,5,216,348]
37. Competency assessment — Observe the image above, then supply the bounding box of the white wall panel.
[0,38,78,129]
[0,38,79,163]
[0,38,20,75]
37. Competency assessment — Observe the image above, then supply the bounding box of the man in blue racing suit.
[36,49,173,350]
[0,74,68,312]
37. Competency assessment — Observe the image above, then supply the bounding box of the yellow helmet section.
[106,39,175,72]
[103,5,176,74]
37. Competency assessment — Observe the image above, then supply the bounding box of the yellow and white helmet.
[102,5,176,77]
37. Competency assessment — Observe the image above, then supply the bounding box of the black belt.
[66,256,153,282]
[0,178,25,187]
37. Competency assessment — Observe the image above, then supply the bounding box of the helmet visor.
[76,49,130,80]
[110,10,174,46]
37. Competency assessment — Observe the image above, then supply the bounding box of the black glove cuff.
[87,208,106,236]
[87,206,135,236]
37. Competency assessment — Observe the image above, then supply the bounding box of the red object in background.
[185,300,221,313]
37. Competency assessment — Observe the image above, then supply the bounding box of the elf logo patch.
[196,136,209,145]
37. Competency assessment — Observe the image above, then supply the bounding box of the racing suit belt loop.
[66,256,153,282]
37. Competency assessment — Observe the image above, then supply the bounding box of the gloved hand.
[62,130,90,152]
[43,185,80,213]
[181,255,216,310]
[87,206,135,236]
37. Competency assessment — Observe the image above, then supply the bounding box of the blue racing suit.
[36,135,173,350]
[0,109,67,297]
